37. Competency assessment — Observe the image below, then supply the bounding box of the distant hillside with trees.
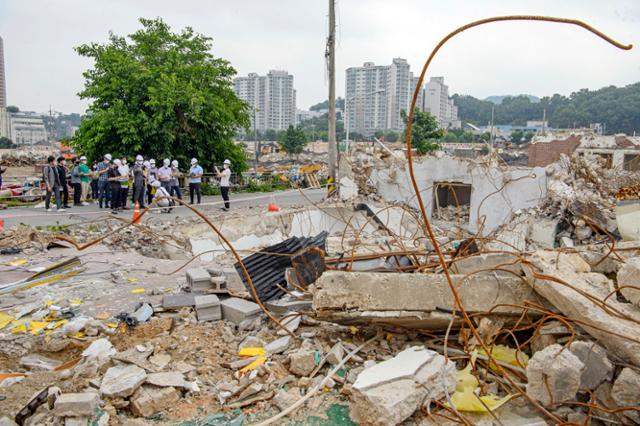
[454,83,640,135]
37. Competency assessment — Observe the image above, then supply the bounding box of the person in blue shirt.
[188,158,203,204]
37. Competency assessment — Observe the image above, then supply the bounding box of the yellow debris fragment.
[238,347,266,357]
[456,363,479,392]
[238,356,266,374]
[349,326,359,335]
[8,259,28,266]
[131,288,145,294]
[106,323,119,328]
[478,344,529,370]
[0,313,14,330]
[449,386,513,412]
[127,278,138,283]
[28,321,51,335]
[69,300,82,306]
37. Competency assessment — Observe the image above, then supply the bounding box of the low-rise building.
[9,112,49,145]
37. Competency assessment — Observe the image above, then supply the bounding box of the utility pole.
[541,107,546,136]
[253,106,258,175]
[490,104,494,149]
[327,0,337,192]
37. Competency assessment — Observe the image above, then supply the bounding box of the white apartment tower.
[234,70,296,133]
[345,58,425,136]
[424,77,460,129]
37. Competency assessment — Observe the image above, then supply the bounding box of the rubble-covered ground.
[1,150,640,425]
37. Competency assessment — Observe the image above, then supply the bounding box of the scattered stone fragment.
[0,417,17,426]
[149,353,171,369]
[19,353,61,371]
[54,392,100,417]
[611,368,640,424]
[220,297,261,325]
[145,372,188,388]
[289,348,317,376]
[273,389,299,412]
[239,336,265,350]
[568,341,613,390]
[617,257,640,307]
[265,336,291,355]
[130,386,180,418]
[100,364,147,398]
[277,313,301,335]
[526,344,585,407]
[350,346,456,426]
[325,341,344,365]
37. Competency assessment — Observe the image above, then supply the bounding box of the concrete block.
[145,372,188,389]
[288,349,317,376]
[162,294,195,309]
[611,368,640,424]
[54,392,100,417]
[222,267,244,290]
[450,252,523,276]
[100,364,147,398]
[195,294,221,321]
[526,344,584,407]
[351,346,456,426]
[265,336,291,355]
[220,297,261,325]
[528,218,559,248]
[569,341,613,390]
[186,267,213,292]
[130,386,179,418]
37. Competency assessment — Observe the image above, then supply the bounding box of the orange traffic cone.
[0,219,4,233]
[267,196,281,212]
[133,202,142,223]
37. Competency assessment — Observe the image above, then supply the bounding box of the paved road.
[0,188,326,228]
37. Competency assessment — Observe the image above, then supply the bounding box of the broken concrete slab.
[450,252,523,276]
[611,368,640,424]
[525,251,640,368]
[130,386,180,418]
[313,271,545,330]
[220,297,261,325]
[162,293,195,310]
[145,372,188,389]
[19,353,61,371]
[351,346,455,426]
[273,389,299,412]
[616,257,640,307]
[288,348,317,376]
[325,342,344,365]
[277,313,301,336]
[568,341,613,390]
[100,364,147,398]
[526,344,584,407]
[53,392,100,417]
[528,218,559,248]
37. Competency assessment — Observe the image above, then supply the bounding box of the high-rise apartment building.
[345,58,425,137]
[233,70,296,133]
[424,77,460,129]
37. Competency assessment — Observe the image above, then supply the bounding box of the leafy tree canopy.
[0,136,15,149]
[278,125,307,155]
[72,18,250,171]
[453,82,640,134]
[401,109,443,155]
[6,106,19,113]
[309,97,345,111]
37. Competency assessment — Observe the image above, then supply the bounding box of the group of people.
[42,154,232,213]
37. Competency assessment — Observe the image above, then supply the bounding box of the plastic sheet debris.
[238,347,266,357]
[449,386,513,412]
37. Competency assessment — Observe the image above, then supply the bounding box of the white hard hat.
[104,154,112,161]
[113,159,122,166]
[143,161,150,168]
[80,156,87,161]
[152,180,161,188]
[223,159,231,165]
[191,158,198,165]
[136,155,143,162]
[163,158,170,166]
[150,159,156,165]
[171,160,178,167]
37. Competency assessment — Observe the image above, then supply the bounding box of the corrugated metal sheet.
[234,232,328,301]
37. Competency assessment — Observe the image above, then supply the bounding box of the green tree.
[278,125,307,155]
[401,110,443,154]
[72,18,250,170]
[510,130,524,144]
[264,129,278,141]
[0,137,15,148]
[384,131,399,142]
[373,130,385,139]
[443,132,458,142]
[523,131,535,143]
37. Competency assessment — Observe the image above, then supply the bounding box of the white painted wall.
[370,156,547,235]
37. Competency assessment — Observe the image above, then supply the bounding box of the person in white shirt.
[157,158,172,194]
[151,180,172,213]
[214,159,232,211]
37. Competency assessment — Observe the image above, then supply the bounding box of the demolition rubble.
[1,149,640,425]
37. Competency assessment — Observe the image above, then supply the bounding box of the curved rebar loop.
[405,15,631,422]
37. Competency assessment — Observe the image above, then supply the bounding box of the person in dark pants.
[107,159,122,213]
[96,154,112,208]
[57,157,71,209]
[43,156,64,212]
[132,155,146,208]
[146,159,157,206]
[71,158,82,206]
[188,158,203,204]
[170,160,182,200]
[214,159,231,210]
[90,162,99,200]
[118,157,130,210]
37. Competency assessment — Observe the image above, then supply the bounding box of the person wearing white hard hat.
[147,159,158,205]
[169,160,182,200]
[118,157,130,209]
[107,159,122,213]
[214,159,232,211]
[151,180,172,213]
[78,156,91,205]
[96,154,112,209]
[157,158,172,194]
[188,158,203,204]
[132,155,146,208]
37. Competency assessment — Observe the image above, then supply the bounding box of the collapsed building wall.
[369,155,547,235]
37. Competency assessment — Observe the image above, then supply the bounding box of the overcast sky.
[1,0,639,114]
